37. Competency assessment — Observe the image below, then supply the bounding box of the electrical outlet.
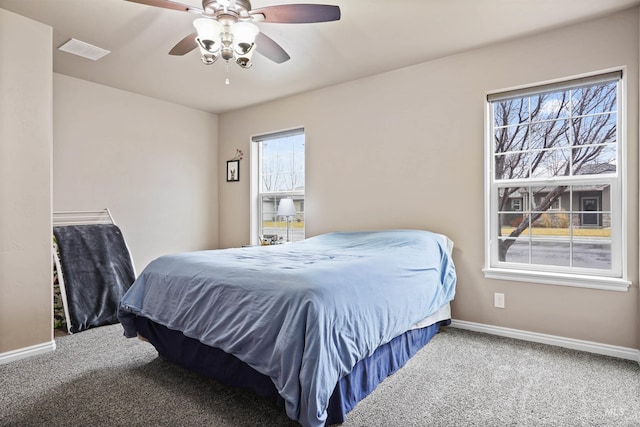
[494,292,505,309]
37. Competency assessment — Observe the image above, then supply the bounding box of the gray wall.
[2,44,220,357]
[218,9,639,349]
[53,74,219,270]
[0,9,53,354]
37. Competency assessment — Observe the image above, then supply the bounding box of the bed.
[118,229,456,426]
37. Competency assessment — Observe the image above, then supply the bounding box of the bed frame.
[135,307,451,425]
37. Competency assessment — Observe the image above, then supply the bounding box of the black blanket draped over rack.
[53,224,135,333]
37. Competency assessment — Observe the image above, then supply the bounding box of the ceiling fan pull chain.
[225,61,231,85]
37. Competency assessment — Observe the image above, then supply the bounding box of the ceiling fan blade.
[125,0,202,14]
[250,4,340,24]
[169,32,198,55]
[255,32,290,64]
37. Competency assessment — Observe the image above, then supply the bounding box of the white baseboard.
[0,340,56,365]
[450,319,640,364]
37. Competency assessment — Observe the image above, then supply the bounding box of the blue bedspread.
[118,230,456,427]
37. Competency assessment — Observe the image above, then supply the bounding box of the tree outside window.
[487,72,622,278]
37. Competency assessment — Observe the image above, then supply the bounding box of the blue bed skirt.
[135,317,449,425]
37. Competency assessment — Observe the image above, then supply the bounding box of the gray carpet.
[1,324,639,426]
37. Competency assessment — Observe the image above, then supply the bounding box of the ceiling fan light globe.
[234,42,254,55]
[231,21,259,52]
[193,18,222,42]
[232,21,259,38]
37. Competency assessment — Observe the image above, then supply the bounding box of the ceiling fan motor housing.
[203,0,252,18]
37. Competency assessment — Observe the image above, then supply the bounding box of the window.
[484,71,629,290]
[251,128,305,244]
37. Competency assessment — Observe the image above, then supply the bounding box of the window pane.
[532,210,569,233]
[261,173,276,192]
[261,196,279,242]
[488,74,620,277]
[495,152,530,180]
[530,185,566,211]
[529,120,569,150]
[498,186,528,209]
[575,187,610,229]
[533,91,570,120]
[529,148,570,178]
[494,183,614,270]
[255,129,305,243]
[260,195,305,243]
[571,82,617,115]
[530,120,570,150]
[499,213,528,235]
[572,144,617,175]
[498,187,529,238]
[500,238,529,263]
[261,133,305,193]
[572,113,617,145]
[494,124,527,154]
[494,99,528,127]
[531,240,570,267]
[572,243,611,270]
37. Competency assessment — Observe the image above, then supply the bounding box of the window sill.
[482,268,631,292]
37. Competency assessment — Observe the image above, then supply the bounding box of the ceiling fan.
[126,0,340,69]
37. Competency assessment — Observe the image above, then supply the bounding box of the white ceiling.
[1,0,638,114]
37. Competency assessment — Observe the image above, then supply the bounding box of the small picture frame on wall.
[227,160,240,182]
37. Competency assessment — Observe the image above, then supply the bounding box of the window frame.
[250,127,305,246]
[483,70,630,291]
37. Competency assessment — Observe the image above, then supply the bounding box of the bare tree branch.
[494,82,616,261]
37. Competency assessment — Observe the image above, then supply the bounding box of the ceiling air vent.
[58,38,110,61]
